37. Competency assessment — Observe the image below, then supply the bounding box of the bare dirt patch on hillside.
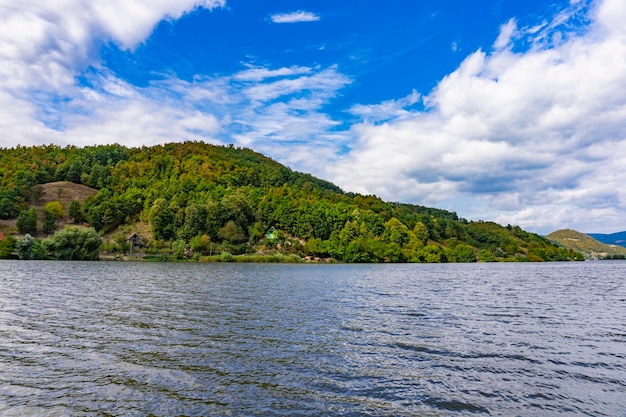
[0,182,98,235]
[34,181,98,210]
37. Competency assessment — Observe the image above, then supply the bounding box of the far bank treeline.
[0,142,582,262]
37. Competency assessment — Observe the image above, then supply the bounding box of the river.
[0,261,624,416]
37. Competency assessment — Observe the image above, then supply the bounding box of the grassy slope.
[546,229,626,259]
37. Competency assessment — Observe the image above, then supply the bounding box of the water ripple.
[0,261,625,416]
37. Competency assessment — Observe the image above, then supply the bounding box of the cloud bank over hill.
[331,0,626,233]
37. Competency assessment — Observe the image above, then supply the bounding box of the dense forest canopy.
[0,142,581,262]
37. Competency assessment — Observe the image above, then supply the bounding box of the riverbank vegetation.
[0,142,583,262]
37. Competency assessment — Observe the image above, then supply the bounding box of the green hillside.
[1,142,582,262]
[546,229,626,260]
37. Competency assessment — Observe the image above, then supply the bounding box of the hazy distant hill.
[587,231,626,248]
[546,229,626,259]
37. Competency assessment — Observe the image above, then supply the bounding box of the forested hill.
[0,142,581,262]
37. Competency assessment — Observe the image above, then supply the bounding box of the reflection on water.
[0,261,624,416]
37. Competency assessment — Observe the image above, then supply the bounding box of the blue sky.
[1,0,625,234]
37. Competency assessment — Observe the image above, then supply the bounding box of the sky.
[1,0,625,234]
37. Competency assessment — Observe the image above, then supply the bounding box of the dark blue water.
[0,261,624,416]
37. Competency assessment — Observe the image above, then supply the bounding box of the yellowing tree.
[44,201,65,220]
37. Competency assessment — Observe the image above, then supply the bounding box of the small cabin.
[126,232,144,250]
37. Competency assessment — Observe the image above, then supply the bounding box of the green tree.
[413,222,430,245]
[44,226,102,260]
[16,234,46,260]
[149,198,175,240]
[204,200,222,240]
[0,190,22,219]
[247,221,266,245]
[383,217,410,246]
[170,239,187,259]
[69,200,83,224]
[180,204,204,241]
[447,243,477,262]
[0,235,16,258]
[415,244,446,263]
[221,192,252,228]
[17,208,38,234]
[190,234,211,255]
[42,209,57,234]
[218,220,246,244]
[305,237,329,258]
[478,249,497,262]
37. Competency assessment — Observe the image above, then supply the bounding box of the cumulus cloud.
[330,0,626,233]
[270,11,320,24]
[59,75,222,147]
[0,0,225,147]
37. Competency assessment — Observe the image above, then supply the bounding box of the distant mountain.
[586,231,626,248]
[546,229,626,259]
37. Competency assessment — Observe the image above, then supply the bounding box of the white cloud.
[330,0,626,234]
[241,66,349,103]
[349,89,420,123]
[270,11,320,24]
[594,0,626,35]
[234,66,313,82]
[0,0,225,147]
[227,66,352,172]
[493,18,517,49]
[63,101,221,148]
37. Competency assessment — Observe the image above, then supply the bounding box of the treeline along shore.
[0,142,583,262]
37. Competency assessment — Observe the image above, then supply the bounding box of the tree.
[413,222,430,245]
[42,209,57,234]
[170,239,187,259]
[29,185,44,203]
[17,208,38,234]
[478,249,497,262]
[190,234,211,255]
[383,217,410,246]
[0,190,22,219]
[44,226,102,260]
[221,192,252,228]
[44,200,65,221]
[0,236,16,258]
[69,200,83,224]
[149,198,175,240]
[415,244,446,263]
[218,220,246,244]
[180,204,204,241]
[16,234,46,260]
[447,243,477,263]
[204,200,222,239]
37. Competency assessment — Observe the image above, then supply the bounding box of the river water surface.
[0,261,624,416]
